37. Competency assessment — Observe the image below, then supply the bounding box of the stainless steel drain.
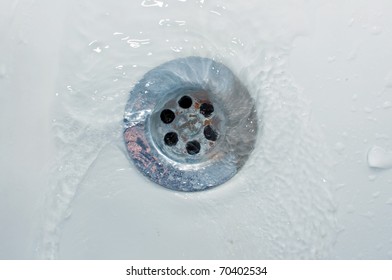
[123,56,257,191]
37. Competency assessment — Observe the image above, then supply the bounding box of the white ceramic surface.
[0,0,391,259]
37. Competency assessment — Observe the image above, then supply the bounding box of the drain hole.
[186,140,201,155]
[178,96,192,109]
[160,109,175,124]
[200,103,214,117]
[204,125,218,141]
[164,132,178,146]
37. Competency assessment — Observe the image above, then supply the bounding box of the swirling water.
[37,0,337,259]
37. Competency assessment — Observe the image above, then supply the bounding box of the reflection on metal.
[123,57,257,191]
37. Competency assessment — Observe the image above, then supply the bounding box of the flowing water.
[35,0,337,259]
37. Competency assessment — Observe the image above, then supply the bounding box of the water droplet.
[367,146,392,169]
[170,46,183,53]
[127,38,150,48]
[93,47,102,53]
[210,10,221,16]
[141,0,164,8]
[370,26,382,35]
[382,101,392,109]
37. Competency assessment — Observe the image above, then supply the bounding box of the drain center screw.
[158,94,220,157]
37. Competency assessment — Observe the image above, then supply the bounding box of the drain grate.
[123,56,257,192]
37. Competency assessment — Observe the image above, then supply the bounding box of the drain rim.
[123,56,257,192]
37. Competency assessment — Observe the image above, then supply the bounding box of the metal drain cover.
[124,56,257,192]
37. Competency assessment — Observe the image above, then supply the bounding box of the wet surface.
[3,0,392,260]
[38,0,338,259]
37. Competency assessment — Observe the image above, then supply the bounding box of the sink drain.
[123,56,257,191]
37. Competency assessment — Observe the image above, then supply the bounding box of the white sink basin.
[0,0,391,259]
